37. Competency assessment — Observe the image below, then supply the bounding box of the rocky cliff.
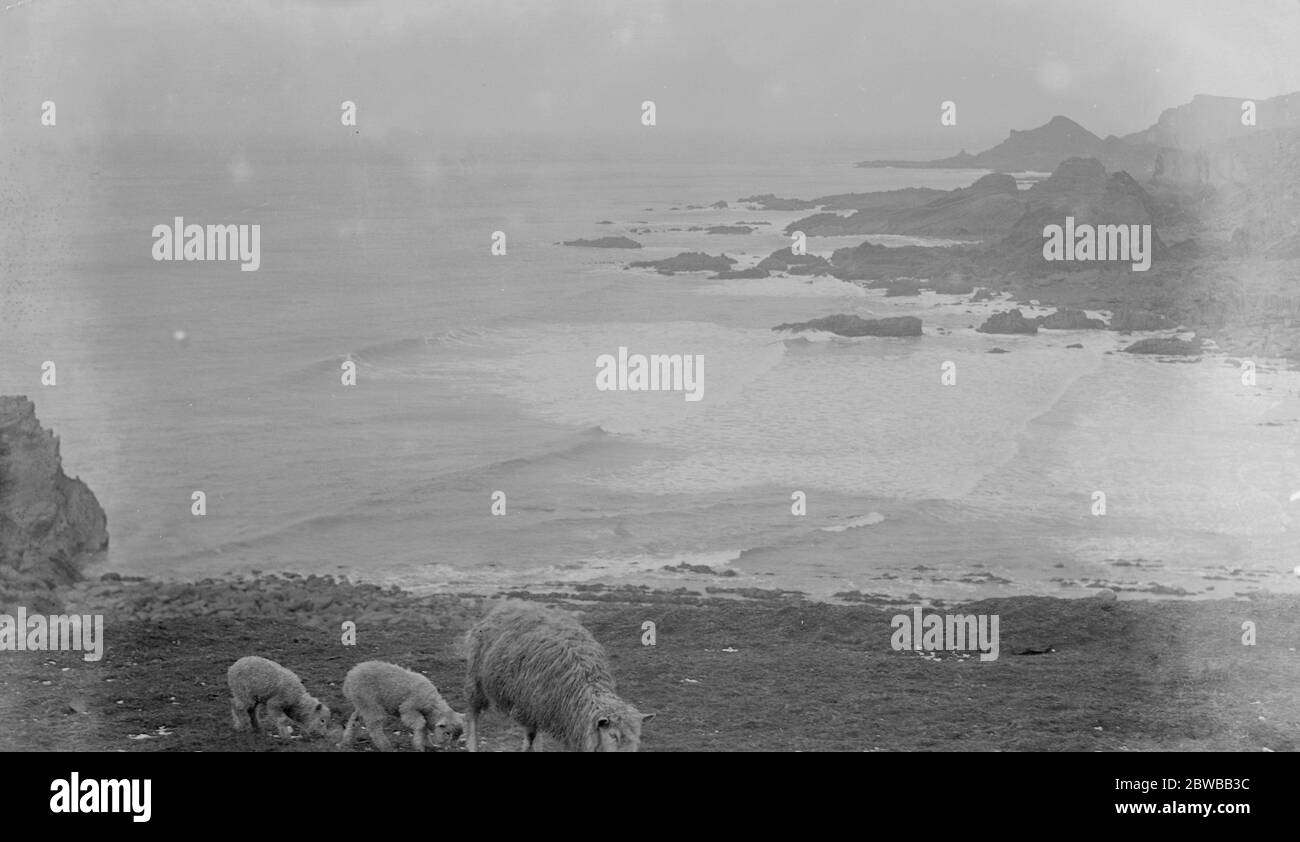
[1125,92,1300,151]
[0,396,108,589]
[1153,128,1300,252]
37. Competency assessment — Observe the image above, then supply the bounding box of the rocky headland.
[856,115,1159,178]
[1,396,109,610]
[772,314,923,337]
[789,172,1024,239]
[721,143,1297,362]
[562,236,643,249]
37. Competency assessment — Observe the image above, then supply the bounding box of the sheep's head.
[426,710,466,748]
[594,707,655,752]
[297,700,331,736]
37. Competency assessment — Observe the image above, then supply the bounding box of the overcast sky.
[3,0,1299,154]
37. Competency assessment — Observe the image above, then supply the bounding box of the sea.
[3,134,1298,602]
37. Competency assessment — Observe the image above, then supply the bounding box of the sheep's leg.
[400,705,427,752]
[521,727,537,752]
[465,680,488,753]
[339,711,359,747]
[231,697,251,731]
[266,702,293,738]
[365,713,394,751]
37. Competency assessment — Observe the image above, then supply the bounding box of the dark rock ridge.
[828,240,977,284]
[756,247,832,273]
[772,315,923,337]
[1109,308,1173,331]
[1,396,109,590]
[885,280,922,297]
[563,236,642,248]
[1123,337,1203,355]
[977,309,1039,334]
[1037,308,1107,329]
[789,173,1024,238]
[629,252,736,274]
[706,225,753,235]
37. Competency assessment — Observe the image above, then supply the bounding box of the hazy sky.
[3,0,1299,155]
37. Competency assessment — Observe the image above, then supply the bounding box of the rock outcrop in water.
[756,247,833,275]
[976,309,1039,334]
[629,252,737,274]
[1037,308,1107,329]
[1123,337,1203,356]
[1108,308,1174,331]
[1,396,109,596]
[772,314,922,337]
[563,236,642,249]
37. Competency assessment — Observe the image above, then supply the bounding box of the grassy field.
[1,577,1297,752]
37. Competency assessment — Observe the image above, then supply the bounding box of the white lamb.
[339,660,465,752]
[227,656,331,738]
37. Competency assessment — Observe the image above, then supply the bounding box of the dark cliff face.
[0,396,109,587]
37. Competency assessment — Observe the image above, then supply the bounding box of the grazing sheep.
[464,602,654,752]
[227,656,331,738]
[339,660,465,752]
